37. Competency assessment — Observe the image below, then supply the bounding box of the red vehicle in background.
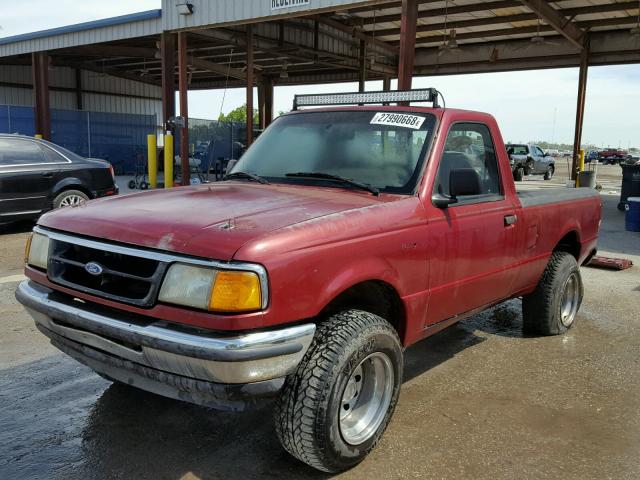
[17,89,601,472]
[598,148,629,164]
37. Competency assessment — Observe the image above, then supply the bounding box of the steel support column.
[383,76,392,91]
[258,82,266,130]
[246,25,255,146]
[358,39,366,92]
[571,35,590,181]
[177,32,189,186]
[397,0,418,90]
[264,77,274,127]
[32,52,51,140]
[161,32,176,132]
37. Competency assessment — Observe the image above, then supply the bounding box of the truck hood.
[38,182,385,260]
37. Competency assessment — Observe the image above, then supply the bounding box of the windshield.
[230,110,436,194]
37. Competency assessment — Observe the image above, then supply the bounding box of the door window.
[435,123,502,202]
[40,145,68,164]
[533,146,545,156]
[0,138,46,166]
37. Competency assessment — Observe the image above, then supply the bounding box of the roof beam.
[370,1,639,38]
[192,28,396,76]
[519,0,585,49]
[405,16,639,47]
[312,15,398,55]
[191,29,360,74]
[188,55,247,81]
[358,0,521,26]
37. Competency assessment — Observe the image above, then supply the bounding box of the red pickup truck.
[17,90,601,473]
[598,148,629,164]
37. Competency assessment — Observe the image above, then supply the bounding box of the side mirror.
[432,192,457,208]
[432,168,482,209]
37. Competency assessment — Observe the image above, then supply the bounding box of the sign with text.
[271,0,310,10]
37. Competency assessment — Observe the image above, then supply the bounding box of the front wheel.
[544,165,554,180]
[522,251,583,335]
[275,310,403,473]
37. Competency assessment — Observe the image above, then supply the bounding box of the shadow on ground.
[0,300,527,480]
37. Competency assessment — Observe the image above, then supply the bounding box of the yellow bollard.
[147,134,157,188]
[164,132,174,189]
[576,149,585,187]
[34,134,43,139]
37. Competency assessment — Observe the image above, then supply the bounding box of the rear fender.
[51,177,92,199]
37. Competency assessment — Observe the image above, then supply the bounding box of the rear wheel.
[544,165,554,180]
[524,161,534,176]
[275,310,403,473]
[522,251,583,335]
[513,167,524,182]
[53,189,89,209]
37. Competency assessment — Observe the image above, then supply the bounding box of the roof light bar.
[293,88,440,110]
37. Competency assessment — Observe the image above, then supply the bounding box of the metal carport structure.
[1,0,639,182]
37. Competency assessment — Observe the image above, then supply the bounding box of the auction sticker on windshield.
[370,112,425,130]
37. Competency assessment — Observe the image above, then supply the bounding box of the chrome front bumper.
[16,281,315,409]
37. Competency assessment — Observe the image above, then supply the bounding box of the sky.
[1,0,639,148]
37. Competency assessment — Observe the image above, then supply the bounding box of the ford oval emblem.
[85,262,104,276]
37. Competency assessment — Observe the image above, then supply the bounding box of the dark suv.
[0,134,118,223]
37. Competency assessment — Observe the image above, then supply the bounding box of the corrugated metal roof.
[0,10,162,57]
[0,0,637,85]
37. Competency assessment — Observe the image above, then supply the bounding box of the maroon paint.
[31,106,601,347]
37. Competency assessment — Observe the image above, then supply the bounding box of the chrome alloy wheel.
[58,194,85,207]
[560,272,580,327]
[339,352,394,445]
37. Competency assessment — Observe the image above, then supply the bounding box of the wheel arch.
[319,280,407,344]
[51,178,93,199]
[553,230,581,260]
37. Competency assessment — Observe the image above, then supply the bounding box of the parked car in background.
[0,134,118,223]
[506,143,555,181]
[598,148,629,164]
[17,92,601,472]
[586,150,599,162]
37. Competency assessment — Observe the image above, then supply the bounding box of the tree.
[218,104,259,124]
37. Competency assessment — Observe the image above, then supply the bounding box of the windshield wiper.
[224,171,270,184]
[285,172,379,196]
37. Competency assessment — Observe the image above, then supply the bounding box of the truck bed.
[517,187,599,208]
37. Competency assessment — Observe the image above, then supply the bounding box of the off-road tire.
[513,167,524,181]
[544,165,554,180]
[53,189,89,209]
[522,251,583,335]
[274,310,403,473]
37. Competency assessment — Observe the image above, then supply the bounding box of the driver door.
[425,122,520,325]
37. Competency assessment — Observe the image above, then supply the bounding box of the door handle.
[41,172,54,178]
[504,214,518,226]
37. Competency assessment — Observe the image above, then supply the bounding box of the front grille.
[48,239,168,307]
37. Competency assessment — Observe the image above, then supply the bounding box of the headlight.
[159,263,264,313]
[25,232,50,270]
